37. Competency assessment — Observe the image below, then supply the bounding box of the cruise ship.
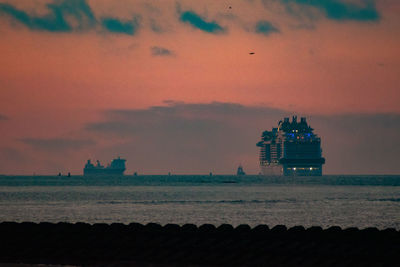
[83,157,126,176]
[257,116,325,176]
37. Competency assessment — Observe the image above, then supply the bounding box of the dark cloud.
[312,114,400,174]
[0,0,96,32]
[0,147,31,174]
[0,0,139,35]
[179,11,225,33]
[0,114,8,120]
[86,102,285,174]
[101,17,139,35]
[255,20,280,35]
[280,0,380,21]
[0,0,380,38]
[149,18,163,33]
[151,46,174,56]
[0,147,26,163]
[86,102,400,175]
[20,138,95,152]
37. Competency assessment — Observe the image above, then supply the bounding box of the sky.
[0,0,399,175]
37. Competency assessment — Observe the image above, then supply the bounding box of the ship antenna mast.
[277,120,283,132]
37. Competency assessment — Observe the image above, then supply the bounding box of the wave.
[368,198,400,202]
[96,199,298,205]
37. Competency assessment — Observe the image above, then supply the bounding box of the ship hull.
[279,158,324,176]
[282,165,322,176]
[260,164,282,176]
[83,169,125,176]
[260,164,323,176]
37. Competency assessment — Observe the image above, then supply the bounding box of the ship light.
[293,167,296,171]
[310,167,313,170]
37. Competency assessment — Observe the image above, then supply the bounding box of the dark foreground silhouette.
[0,222,398,266]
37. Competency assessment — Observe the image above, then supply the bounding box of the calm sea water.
[0,175,399,229]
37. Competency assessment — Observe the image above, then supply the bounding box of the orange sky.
[0,0,399,174]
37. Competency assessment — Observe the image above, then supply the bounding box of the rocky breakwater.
[0,222,399,266]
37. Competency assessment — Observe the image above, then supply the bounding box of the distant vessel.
[257,116,325,176]
[83,157,126,176]
[237,165,246,176]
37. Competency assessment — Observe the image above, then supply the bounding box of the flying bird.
[249,52,255,55]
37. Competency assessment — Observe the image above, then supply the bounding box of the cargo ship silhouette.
[83,157,126,176]
[257,116,325,176]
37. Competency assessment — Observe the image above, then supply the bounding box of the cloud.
[85,101,400,174]
[255,20,280,35]
[179,11,225,33]
[313,114,400,174]
[101,17,139,35]
[280,0,380,21]
[0,147,25,162]
[151,46,174,56]
[0,0,139,35]
[0,0,380,38]
[20,138,95,152]
[86,102,284,173]
[0,147,31,174]
[0,0,96,32]
[149,18,163,33]
[0,114,8,120]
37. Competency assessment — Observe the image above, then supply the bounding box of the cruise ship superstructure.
[257,116,325,176]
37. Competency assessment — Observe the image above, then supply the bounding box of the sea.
[0,175,399,229]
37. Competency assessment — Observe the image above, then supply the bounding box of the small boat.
[237,165,246,176]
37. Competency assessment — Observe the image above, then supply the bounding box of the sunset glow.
[0,0,399,174]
